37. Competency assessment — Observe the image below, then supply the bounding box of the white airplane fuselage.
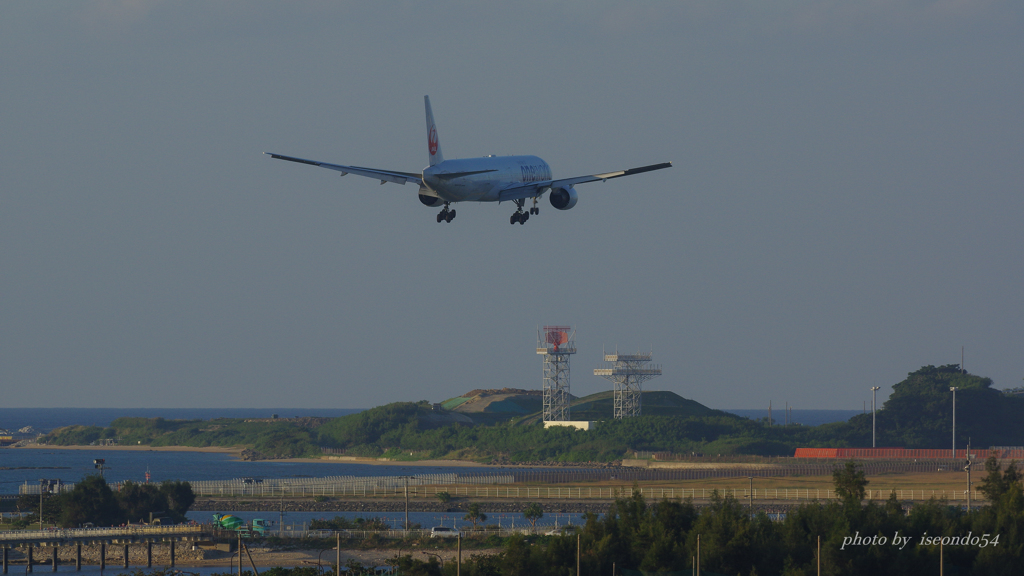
[267,95,670,225]
[422,156,552,203]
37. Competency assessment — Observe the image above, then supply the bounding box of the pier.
[0,525,202,573]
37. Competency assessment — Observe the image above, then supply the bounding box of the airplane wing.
[265,152,423,187]
[497,161,672,203]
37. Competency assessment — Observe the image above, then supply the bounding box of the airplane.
[266,96,671,225]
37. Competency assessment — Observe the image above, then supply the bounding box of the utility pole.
[965,439,972,513]
[398,476,414,530]
[950,387,958,458]
[870,387,880,448]
[38,479,45,530]
[576,533,580,576]
[279,496,285,536]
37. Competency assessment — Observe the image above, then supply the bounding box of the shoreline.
[14,444,244,455]
[276,456,488,467]
[12,444,491,467]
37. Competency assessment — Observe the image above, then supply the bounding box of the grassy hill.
[441,388,550,425]
[40,365,1024,461]
[516,389,730,425]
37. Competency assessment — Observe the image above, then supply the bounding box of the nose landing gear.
[436,203,456,223]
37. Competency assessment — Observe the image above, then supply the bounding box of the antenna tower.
[594,351,662,419]
[537,326,576,421]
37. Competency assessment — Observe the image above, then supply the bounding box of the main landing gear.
[510,199,538,225]
[436,202,456,223]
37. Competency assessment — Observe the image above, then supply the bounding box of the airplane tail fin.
[424,95,444,166]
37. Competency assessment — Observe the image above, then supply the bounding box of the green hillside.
[39,365,1024,461]
[517,389,729,425]
[572,390,725,420]
[815,364,1024,448]
[441,388,548,425]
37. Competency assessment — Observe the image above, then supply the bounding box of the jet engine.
[419,193,444,208]
[549,186,578,210]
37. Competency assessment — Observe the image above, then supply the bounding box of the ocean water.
[0,449,527,494]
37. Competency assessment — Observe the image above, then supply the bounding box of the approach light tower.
[594,351,662,419]
[538,326,576,422]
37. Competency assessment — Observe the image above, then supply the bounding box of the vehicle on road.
[545,525,579,536]
[430,526,460,538]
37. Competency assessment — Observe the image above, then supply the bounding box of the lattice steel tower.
[594,352,662,419]
[537,326,576,421]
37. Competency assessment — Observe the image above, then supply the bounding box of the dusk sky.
[2,1,1021,410]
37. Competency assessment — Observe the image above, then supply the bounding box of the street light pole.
[398,476,415,531]
[37,479,59,529]
[950,387,958,458]
[870,387,880,448]
[422,552,444,569]
[965,439,972,514]
[39,479,45,530]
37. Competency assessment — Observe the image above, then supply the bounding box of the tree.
[436,491,451,503]
[832,460,868,503]
[16,491,62,528]
[523,502,544,527]
[57,475,120,528]
[978,455,1022,502]
[117,481,166,524]
[159,480,195,520]
[464,502,487,529]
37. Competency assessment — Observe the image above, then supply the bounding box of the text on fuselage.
[520,165,550,183]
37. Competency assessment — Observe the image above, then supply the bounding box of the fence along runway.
[511,459,962,484]
[17,461,958,497]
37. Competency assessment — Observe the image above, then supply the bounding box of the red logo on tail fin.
[428,126,438,155]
